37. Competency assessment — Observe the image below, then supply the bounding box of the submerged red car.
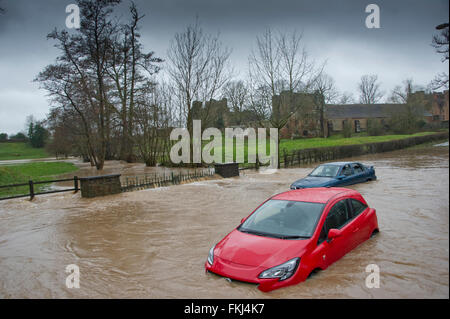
[205,187,379,292]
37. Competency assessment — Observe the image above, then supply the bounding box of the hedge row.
[282,132,449,167]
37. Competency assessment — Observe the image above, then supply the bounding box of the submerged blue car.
[290,162,377,189]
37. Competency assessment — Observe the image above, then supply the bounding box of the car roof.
[320,161,360,166]
[271,187,358,204]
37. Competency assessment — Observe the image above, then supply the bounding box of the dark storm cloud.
[0,0,448,134]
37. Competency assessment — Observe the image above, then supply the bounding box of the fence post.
[29,180,34,200]
[74,176,79,193]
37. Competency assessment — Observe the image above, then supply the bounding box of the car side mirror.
[337,175,345,180]
[328,228,342,240]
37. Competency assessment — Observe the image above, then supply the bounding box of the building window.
[354,120,361,133]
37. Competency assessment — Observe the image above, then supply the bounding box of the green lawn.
[279,131,440,153]
[0,162,79,198]
[207,131,444,163]
[0,142,51,161]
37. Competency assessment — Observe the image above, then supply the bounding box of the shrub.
[342,121,352,138]
[367,119,384,136]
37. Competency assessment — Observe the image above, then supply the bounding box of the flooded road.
[0,143,448,298]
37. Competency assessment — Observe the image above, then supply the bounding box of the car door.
[338,164,354,186]
[312,199,353,268]
[351,163,365,183]
[347,198,370,247]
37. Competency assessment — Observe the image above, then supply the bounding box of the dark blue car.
[290,162,377,189]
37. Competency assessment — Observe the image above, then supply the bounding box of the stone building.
[191,98,230,128]
[273,91,322,139]
[325,104,395,133]
[273,89,449,138]
[430,90,449,126]
[191,89,448,138]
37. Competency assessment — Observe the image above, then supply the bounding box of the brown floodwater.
[0,143,448,298]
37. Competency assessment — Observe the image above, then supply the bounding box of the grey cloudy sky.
[0,0,448,135]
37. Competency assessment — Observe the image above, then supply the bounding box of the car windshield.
[309,165,340,177]
[239,200,324,239]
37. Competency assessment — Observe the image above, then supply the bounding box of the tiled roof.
[325,104,428,119]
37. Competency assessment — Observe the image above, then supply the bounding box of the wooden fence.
[0,176,79,201]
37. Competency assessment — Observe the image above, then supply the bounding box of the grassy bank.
[208,131,446,163]
[0,142,50,161]
[279,131,443,153]
[0,162,79,197]
[280,131,449,168]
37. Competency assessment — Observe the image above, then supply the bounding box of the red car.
[205,187,379,292]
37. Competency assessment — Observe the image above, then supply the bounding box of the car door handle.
[353,228,360,233]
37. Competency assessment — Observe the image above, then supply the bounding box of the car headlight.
[207,245,216,265]
[258,258,300,281]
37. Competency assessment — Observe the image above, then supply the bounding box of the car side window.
[317,200,350,245]
[349,199,367,219]
[317,226,327,245]
[326,200,350,230]
[353,164,363,174]
[341,165,353,176]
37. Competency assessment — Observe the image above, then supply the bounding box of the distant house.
[273,91,321,138]
[430,90,449,126]
[325,104,395,133]
[273,89,447,139]
[325,103,433,133]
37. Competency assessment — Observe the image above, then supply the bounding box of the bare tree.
[222,80,249,125]
[248,28,323,167]
[36,0,121,169]
[167,18,231,161]
[338,92,355,104]
[358,74,384,104]
[248,28,281,99]
[432,23,449,62]
[277,30,320,92]
[312,73,339,137]
[388,78,415,104]
[430,72,449,90]
[106,2,162,162]
[37,0,164,168]
[388,80,431,133]
[133,82,174,166]
[388,78,428,104]
[430,23,449,90]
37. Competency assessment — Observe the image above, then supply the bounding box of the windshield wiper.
[239,228,284,239]
[240,228,310,240]
[279,235,310,240]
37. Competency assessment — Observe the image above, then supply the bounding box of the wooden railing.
[0,176,79,201]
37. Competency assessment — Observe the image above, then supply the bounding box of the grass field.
[278,131,441,153]
[0,142,51,161]
[209,131,444,163]
[0,162,79,197]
